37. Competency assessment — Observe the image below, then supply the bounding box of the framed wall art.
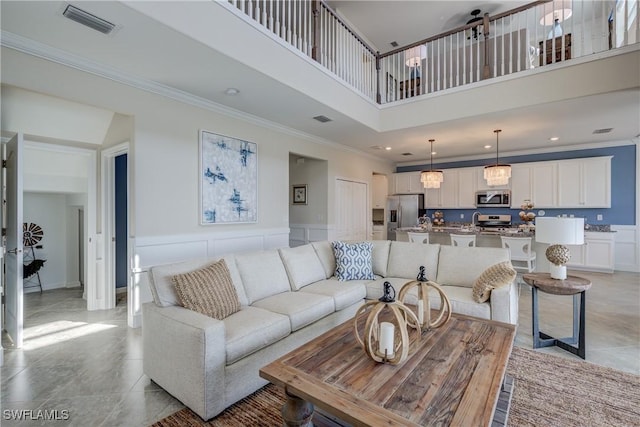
[292,184,307,205]
[200,130,257,224]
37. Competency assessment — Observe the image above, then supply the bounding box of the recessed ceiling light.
[385,146,392,151]
[431,151,437,155]
[484,145,492,149]
[224,88,240,95]
[549,137,559,141]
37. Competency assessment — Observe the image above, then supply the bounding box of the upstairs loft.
[2,0,638,159]
[228,0,639,105]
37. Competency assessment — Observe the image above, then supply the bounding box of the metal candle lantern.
[353,282,420,365]
[398,266,451,330]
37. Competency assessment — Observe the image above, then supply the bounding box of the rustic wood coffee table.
[260,311,516,427]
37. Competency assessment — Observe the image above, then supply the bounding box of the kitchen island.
[397,226,534,248]
[395,226,615,273]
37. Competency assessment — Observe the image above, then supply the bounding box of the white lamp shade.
[535,217,585,245]
[405,45,427,67]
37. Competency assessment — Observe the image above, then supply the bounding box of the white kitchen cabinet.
[457,168,478,208]
[392,172,423,194]
[566,232,615,273]
[425,168,476,208]
[372,174,388,208]
[557,157,611,208]
[510,161,557,208]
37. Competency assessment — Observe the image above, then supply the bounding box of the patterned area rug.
[150,347,640,427]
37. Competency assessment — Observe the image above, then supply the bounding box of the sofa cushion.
[436,246,510,288]
[172,259,241,320]
[299,278,367,311]
[149,255,248,307]
[279,245,326,290]
[224,306,291,365]
[386,242,440,280]
[332,241,375,281]
[311,241,336,279]
[371,240,391,277]
[472,261,517,303]
[251,292,334,331]
[235,250,291,304]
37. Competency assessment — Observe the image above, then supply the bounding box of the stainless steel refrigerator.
[387,194,424,241]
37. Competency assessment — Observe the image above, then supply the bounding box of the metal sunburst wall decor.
[23,222,44,247]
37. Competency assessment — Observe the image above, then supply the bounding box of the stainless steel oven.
[475,190,511,208]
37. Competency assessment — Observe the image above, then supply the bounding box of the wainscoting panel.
[612,225,639,272]
[131,227,290,327]
[289,224,330,247]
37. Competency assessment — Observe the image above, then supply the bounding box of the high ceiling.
[1,1,638,164]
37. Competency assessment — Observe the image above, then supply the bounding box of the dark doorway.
[115,154,127,289]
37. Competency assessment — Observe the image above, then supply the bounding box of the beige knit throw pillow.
[172,259,241,320]
[472,261,517,303]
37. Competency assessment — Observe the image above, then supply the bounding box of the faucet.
[472,211,481,227]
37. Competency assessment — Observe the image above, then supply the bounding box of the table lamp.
[535,217,584,280]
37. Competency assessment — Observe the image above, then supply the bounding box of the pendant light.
[484,129,511,186]
[420,139,443,189]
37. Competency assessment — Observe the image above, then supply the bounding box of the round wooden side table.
[522,273,592,359]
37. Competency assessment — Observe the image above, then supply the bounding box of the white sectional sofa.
[142,240,518,420]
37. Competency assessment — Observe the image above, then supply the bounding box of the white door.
[335,179,368,241]
[3,134,24,348]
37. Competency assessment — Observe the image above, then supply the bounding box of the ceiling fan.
[466,9,484,40]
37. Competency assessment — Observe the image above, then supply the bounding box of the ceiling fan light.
[405,45,427,67]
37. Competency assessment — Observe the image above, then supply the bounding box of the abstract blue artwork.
[200,130,257,224]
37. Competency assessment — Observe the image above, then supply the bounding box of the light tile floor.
[2,270,639,426]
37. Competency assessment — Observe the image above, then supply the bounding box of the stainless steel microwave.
[476,190,511,207]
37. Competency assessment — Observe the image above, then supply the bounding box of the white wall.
[23,193,68,291]
[1,47,394,325]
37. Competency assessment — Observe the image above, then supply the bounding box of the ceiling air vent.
[592,128,613,134]
[401,152,413,156]
[390,41,399,47]
[63,4,116,35]
[313,115,332,123]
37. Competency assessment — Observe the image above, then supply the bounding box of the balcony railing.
[227,0,639,104]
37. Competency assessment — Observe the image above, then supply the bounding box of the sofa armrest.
[490,280,519,325]
[142,302,226,420]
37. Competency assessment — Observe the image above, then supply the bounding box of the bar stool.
[500,236,537,274]
[407,232,430,244]
[450,234,476,247]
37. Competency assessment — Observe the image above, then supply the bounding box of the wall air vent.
[63,4,116,34]
[313,115,332,123]
[401,152,413,156]
[592,128,613,134]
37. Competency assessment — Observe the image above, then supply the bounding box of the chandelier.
[420,139,443,189]
[484,129,511,186]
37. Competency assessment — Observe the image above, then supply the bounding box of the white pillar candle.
[417,300,424,324]
[379,322,395,358]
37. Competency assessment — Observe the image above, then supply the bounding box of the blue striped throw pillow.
[332,241,375,281]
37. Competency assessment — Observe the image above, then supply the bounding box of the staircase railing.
[227,0,639,105]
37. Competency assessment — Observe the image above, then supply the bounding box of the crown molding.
[1,30,390,164]
[396,139,639,168]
